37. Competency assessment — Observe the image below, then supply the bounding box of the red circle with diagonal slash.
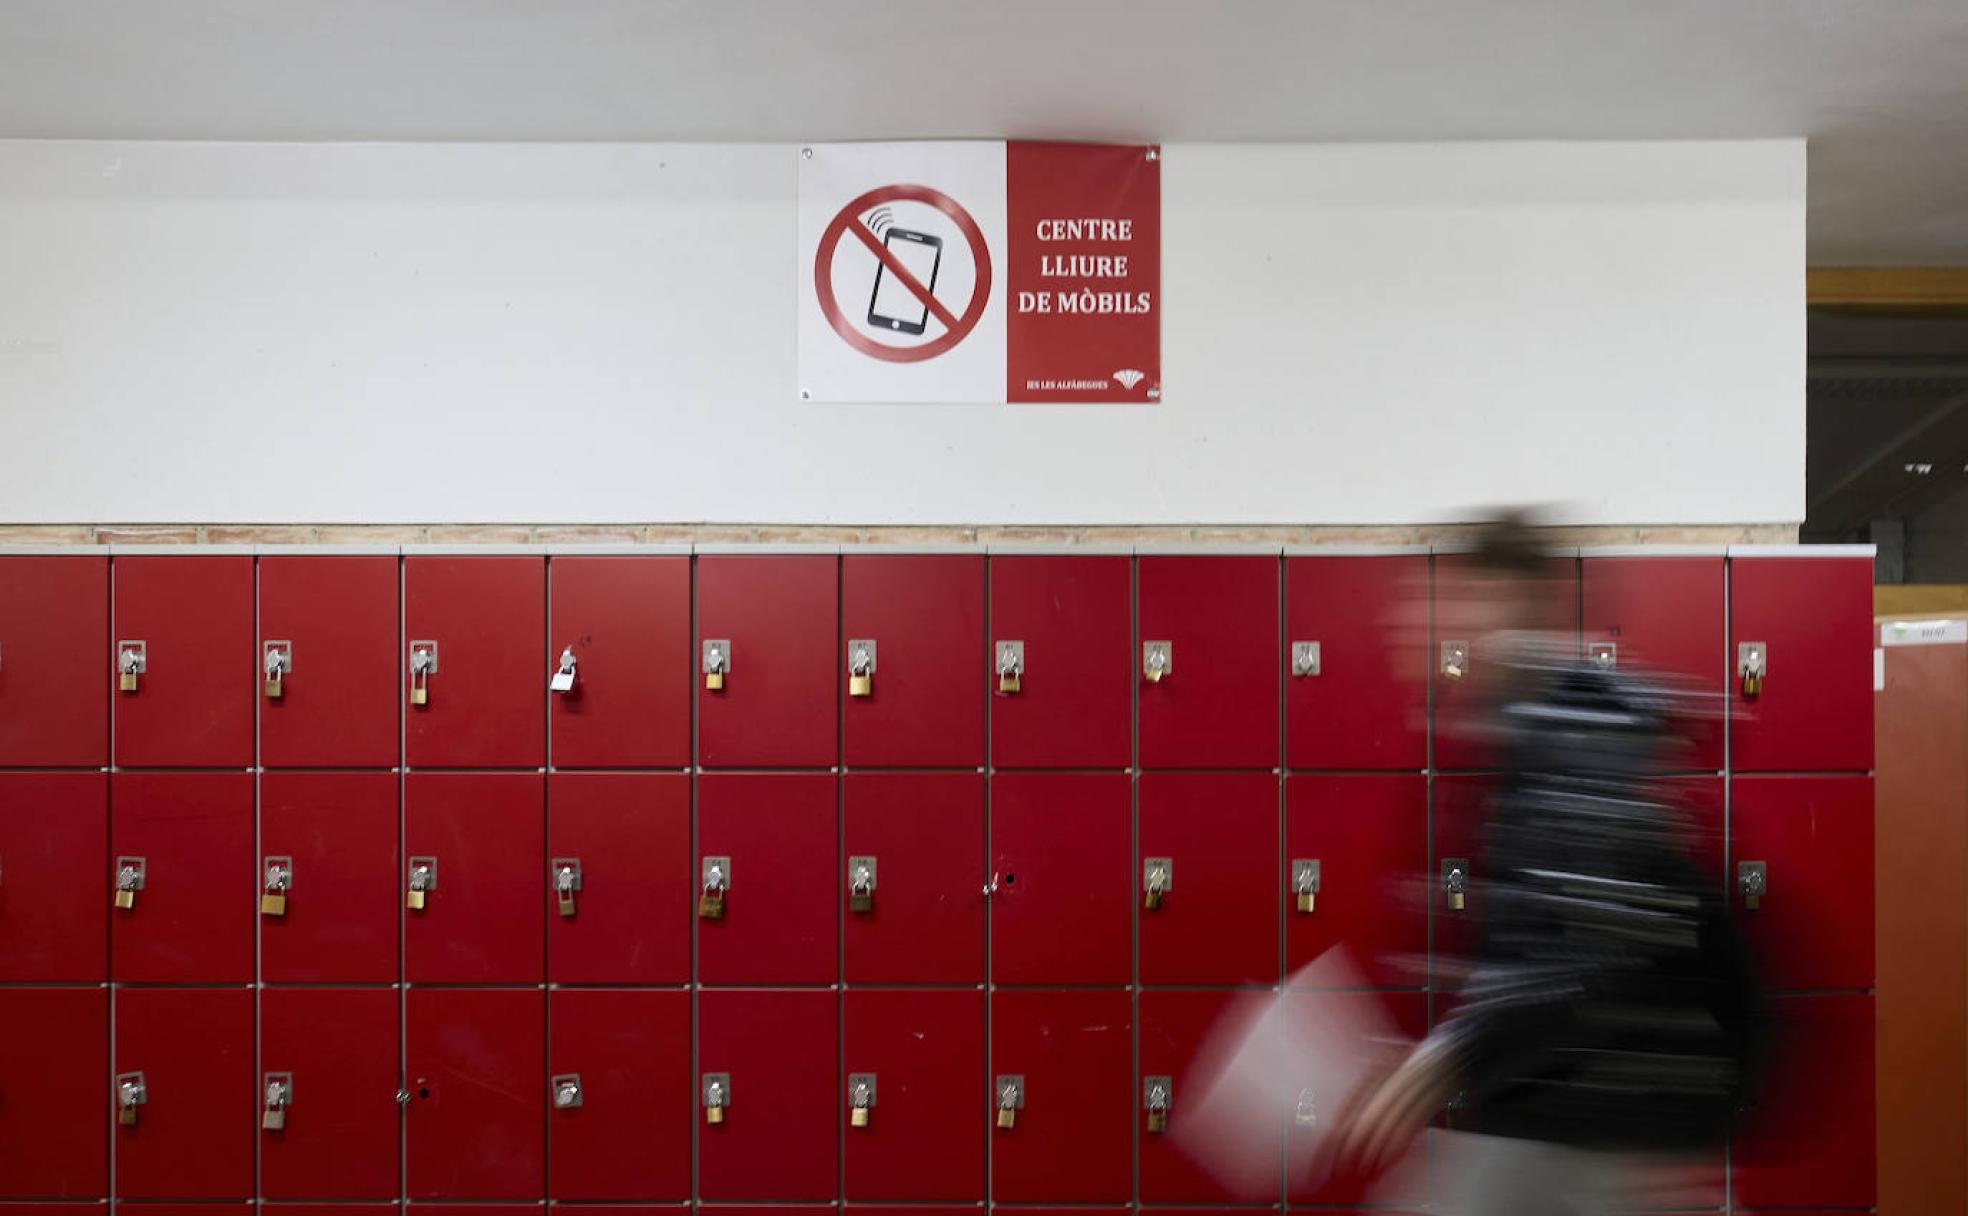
[815,184,993,362]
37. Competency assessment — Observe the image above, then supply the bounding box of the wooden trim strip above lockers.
[1809,267,1968,311]
[0,522,1802,549]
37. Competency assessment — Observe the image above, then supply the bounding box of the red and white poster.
[798,141,1160,404]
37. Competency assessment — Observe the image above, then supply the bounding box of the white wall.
[0,140,1804,525]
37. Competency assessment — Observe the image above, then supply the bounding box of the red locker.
[261,772,399,984]
[0,772,106,982]
[843,989,986,1202]
[0,987,106,1196]
[697,554,839,768]
[265,1207,398,1216]
[1733,993,1876,1209]
[1432,553,1578,772]
[406,988,545,1200]
[114,987,254,1199]
[990,989,1131,1204]
[697,774,837,986]
[988,553,1132,769]
[1139,772,1278,986]
[1731,775,1874,990]
[1580,553,1725,771]
[0,554,107,766]
[989,772,1131,985]
[1139,991,1281,1204]
[1285,774,1427,989]
[404,555,546,769]
[261,988,400,1200]
[1432,775,1494,976]
[699,990,839,1202]
[404,773,544,984]
[112,555,255,768]
[259,553,400,768]
[1139,555,1280,769]
[1660,774,1725,889]
[109,772,253,984]
[1285,990,1429,1207]
[1729,552,1875,773]
[547,773,690,985]
[841,554,984,767]
[549,988,691,1201]
[843,773,985,985]
[549,554,691,769]
[1285,553,1427,771]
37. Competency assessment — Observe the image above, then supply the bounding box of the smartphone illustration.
[867,227,943,335]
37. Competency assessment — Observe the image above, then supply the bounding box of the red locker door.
[265,1207,398,1216]
[260,554,400,768]
[1433,553,1579,772]
[1285,990,1429,1207]
[405,773,544,984]
[1139,772,1278,986]
[1432,775,1495,976]
[990,772,1131,985]
[1661,774,1725,889]
[261,772,399,984]
[843,989,985,1203]
[1285,554,1427,771]
[113,555,255,768]
[1730,553,1874,773]
[699,990,839,1202]
[991,989,1131,1204]
[0,987,107,1196]
[404,555,546,769]
[406,988,545,1200]
[0,772,107,982]
[698,774,837,986]
[549,554,691,769]
[548,773,690,985]
[1580,554,1725,771]
[1139,555,1280,769]
[1733,993,1875,1209]
[843,773,985,985]
[0,554,107,766]
[989,553,1132,769]
[114,987,254,1199]
[110,772,254,984]
[1285,774,1427,990]
[841,554,984,767]
[697,554,838,768]
[1139,991,1281,1204]
[261,988,400,1199]
[549,988,691,1201]
[1731,775,1874,990]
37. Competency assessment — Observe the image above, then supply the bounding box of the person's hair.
[1467,507,1548,577]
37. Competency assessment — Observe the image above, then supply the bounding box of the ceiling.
[2,0,1966,262]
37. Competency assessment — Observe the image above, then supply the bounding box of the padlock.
[1443,859,1468,912]
[1294,1088,1318,1127]
[848,639,876,698]
[1143,858,1170,910]
[1292,859,1320,915]
[1738,642,1767,699]
[119,671,139,693]
[261,857,291,917]
[848,1074,876,1128]
[1739,861,1767,911]
[553,859,581,918]
[409,642,436,706]
[264,642,291,700]
[996,641,1024,694]
[1144,1077,1171,1133]
[699,858,728,920]
[997,1105,1016,1129]
[705,671,724,691]
[703,1075,729,1124]
[1143,641,1171,684]
[996,1076,1023,1129]
[1441,641,1469,682]
[999,672,1020,693]
[410,686,428,706]
[114,858,143,911]
[407,859,435,911]
[117,641,144,694]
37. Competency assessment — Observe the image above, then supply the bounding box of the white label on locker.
[1880,619,1967,647]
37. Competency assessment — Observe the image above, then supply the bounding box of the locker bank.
[0,542,1875,1208]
